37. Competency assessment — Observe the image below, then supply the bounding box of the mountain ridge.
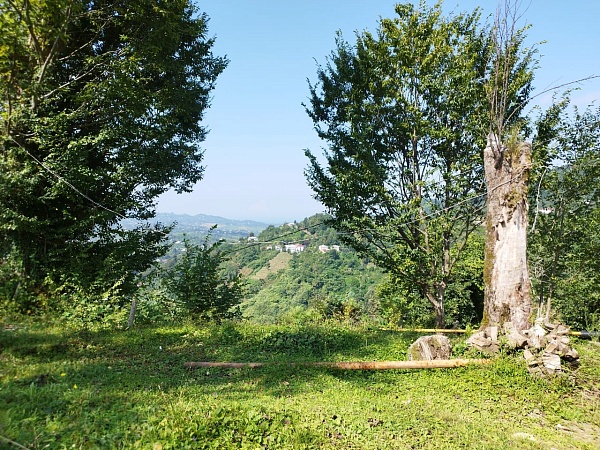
[155,212,269,230]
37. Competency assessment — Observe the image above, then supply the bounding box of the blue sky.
[156,0,600,224]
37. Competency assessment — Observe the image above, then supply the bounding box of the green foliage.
[444,230,485,326]
[0,1,227,305]
[304,1,534,327]
[529,103,600,330]
[163,232,245,321]
[240,246,384,324]
[375,274,434,327]
[142,404,302,449]
[375,228,484,328]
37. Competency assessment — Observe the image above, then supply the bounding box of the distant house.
[285,244,306,253]
[247,236,258,242]
[275,245,283,252]
[319,244,340,253]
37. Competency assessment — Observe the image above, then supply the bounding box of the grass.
[1,319,599,449]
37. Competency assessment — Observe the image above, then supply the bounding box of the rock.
[523,349,537,365]
[407,335,452,361]
[542,353,562,373]
[528,333,543,350]
[544,340,558,354]
[501,321,528,348]
[564,348,579,361]
[506,329,528,349]
[531,323,547,337]
[488,326,499,342]
[465,320,580,376]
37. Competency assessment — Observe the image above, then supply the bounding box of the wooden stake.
[183,359,490,370]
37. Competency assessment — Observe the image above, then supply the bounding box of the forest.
[1,0,599,448]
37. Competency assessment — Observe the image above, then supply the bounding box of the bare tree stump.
[483,133,532,332]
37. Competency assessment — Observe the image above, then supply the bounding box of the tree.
[529,103,600,330]
[481,0,536,331]
[304,1,533,327]
[163,232,245,321]
[0,1,228,303]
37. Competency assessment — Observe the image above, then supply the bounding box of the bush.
[163,231,245,321]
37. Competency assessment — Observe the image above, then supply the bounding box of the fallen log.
[396,328,467,334]
[183,359,490,370]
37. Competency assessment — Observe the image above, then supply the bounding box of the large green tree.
[0,0,227,302]
[304,1,533,327]
[529,103,600,330]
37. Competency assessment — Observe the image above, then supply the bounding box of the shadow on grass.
[0,320,424,393]
[1,321,428,448]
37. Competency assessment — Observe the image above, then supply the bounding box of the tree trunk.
[128,298,137,328]
[483,133,532,331]
[425,289,445,329]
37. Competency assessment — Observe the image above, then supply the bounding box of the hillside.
[253,252,293,280]
[221,214,386,323]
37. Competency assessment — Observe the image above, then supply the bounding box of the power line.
[9,136,170,237]
[222,168,527,257]
[222,220,329,255]
[9,131,532,253]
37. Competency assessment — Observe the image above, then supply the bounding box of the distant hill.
[155,213,268,234]
[219,214,385,323]
[121,213,269,244]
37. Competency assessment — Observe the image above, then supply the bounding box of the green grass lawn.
[1,319,599,449]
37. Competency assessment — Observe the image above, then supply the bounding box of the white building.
[319,244,340,253]
[285,244,306,253]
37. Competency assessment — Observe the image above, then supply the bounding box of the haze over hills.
[156,213,269,233]
[122,213,269,241]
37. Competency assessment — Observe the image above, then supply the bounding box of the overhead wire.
[8,136,171,237]
[221,172,520,257]
[11,128,526,258]
[9,116,538,254]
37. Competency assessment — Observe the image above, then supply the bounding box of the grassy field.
[1,319,599,449]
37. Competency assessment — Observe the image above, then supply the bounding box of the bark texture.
[483,133,532,331]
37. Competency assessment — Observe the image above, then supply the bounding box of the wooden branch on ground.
[396,328,467,334]
[183,359,490,370]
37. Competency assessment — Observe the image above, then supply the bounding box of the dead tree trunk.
[483,133,532,331]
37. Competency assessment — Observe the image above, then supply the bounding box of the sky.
[156,0,600,225]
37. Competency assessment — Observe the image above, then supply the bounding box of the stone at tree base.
[407,335,452,361]
[466,331,492,349]
[564,348,579,362]
[522,321,580,375]
[465,328,499,353]
[523,349,536,365]
[503,321,528,348]
[545,340,559,354]
[464,320,581,377]
[542,353,562,373]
